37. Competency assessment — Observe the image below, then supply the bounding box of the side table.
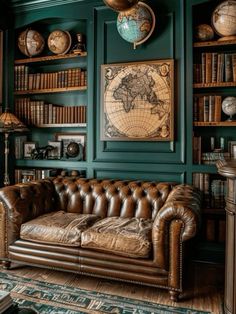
[217,159,236,314]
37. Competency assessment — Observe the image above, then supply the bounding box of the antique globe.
[18,29,45,57]
[222,96,236,121]
[47,30,72,55]
[194,24,214,41]
[212,1,236,39]
[103,0,139,12]
[117,2,156,49]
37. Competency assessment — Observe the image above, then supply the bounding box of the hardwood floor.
[0,261,224,313]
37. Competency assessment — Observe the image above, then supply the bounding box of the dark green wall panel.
[93,168,185,183]
[93,2,185,165]
[6,0,192,183]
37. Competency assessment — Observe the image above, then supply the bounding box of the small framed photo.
[47,141,62,160]
[55,133,86,161]
[24,142,37,159]
[229,141,236,159]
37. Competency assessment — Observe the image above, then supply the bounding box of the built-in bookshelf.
[191,1,236,264]
[13,19,88,183]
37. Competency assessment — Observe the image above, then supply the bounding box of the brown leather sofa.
[0,177,201,301]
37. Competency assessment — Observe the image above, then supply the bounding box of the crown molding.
[11,0,102,12]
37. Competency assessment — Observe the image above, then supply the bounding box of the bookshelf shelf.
[12,19,88,183]
[15,159,88,168]
[14,51,87,65]
[193,39,236,48]
[194,121,236,127]
[192,164,217,173]
[35,123,87,128]
[193,82,236,88]
[14,86,87,95]
[202,208,225,215]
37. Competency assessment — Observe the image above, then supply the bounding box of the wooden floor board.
[0,262,224,313]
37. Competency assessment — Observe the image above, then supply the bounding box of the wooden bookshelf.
[193,39,236,48]
[35,123,87,128]
[14,51,87,65]
[202,208,225,215]
[193,82,236,88]
[14,86,87,95]
[194,121,236,127]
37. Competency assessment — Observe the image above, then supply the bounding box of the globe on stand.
[103,0,139,12]
[194,24,214,41]
[18,29,45,57]
[222,96,236,121]
[117,2,156,49]
[212,1,236,41]
[47,30,72,55]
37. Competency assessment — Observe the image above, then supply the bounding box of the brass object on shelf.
[103,0,138,12]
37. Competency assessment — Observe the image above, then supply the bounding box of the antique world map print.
[101,59,174,141]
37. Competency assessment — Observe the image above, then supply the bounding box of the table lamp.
[0,108,28,186]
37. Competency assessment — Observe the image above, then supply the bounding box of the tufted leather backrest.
[52,178,176,220]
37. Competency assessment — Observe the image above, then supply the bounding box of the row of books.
[192,173,226,208]
[15,168,61,183]
[201,151,230,164]
[193,95,222,122]
[193,135,228,164]
[14,65,87,91]
[15,98,86,125]
[193,52,236,84]
[204,217,226,243]
[15,168,86,183]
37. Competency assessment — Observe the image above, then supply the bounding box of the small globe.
[212,1,236,37]
[18,29,45,57]
[103,0,139,12]
[66,142,80,157]
[47,30,72,55]
[194,24,214,41]
[117,2,155,48]
[222,96,236,121]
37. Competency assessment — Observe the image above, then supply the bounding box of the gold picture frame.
[100,59,174,141]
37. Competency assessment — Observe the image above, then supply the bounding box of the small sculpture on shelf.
[31,145,54,159]
[71,33,86,54]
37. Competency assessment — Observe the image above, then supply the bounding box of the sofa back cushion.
[53,178,175,220]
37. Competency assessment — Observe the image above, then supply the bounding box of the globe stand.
[226,114,236,122]
[218,35,236,42]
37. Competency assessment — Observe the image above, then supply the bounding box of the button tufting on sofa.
[0,178,201,302]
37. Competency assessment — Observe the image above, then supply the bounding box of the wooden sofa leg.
[2,261,11,269]
[169,291,179,302]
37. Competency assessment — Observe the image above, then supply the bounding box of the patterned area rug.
[0,271,210,314]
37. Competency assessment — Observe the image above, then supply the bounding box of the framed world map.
[100,59,174,141]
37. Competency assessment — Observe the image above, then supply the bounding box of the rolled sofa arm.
[152,184,201,268]
[0,179,55,259]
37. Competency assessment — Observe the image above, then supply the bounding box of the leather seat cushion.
[81,217,152,258]
[20,211,100,247]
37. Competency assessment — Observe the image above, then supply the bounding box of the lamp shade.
[0,109,28,133]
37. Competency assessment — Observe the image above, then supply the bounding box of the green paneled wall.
[3,0,196,184]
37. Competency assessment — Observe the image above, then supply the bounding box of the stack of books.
[0,290,13,313]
